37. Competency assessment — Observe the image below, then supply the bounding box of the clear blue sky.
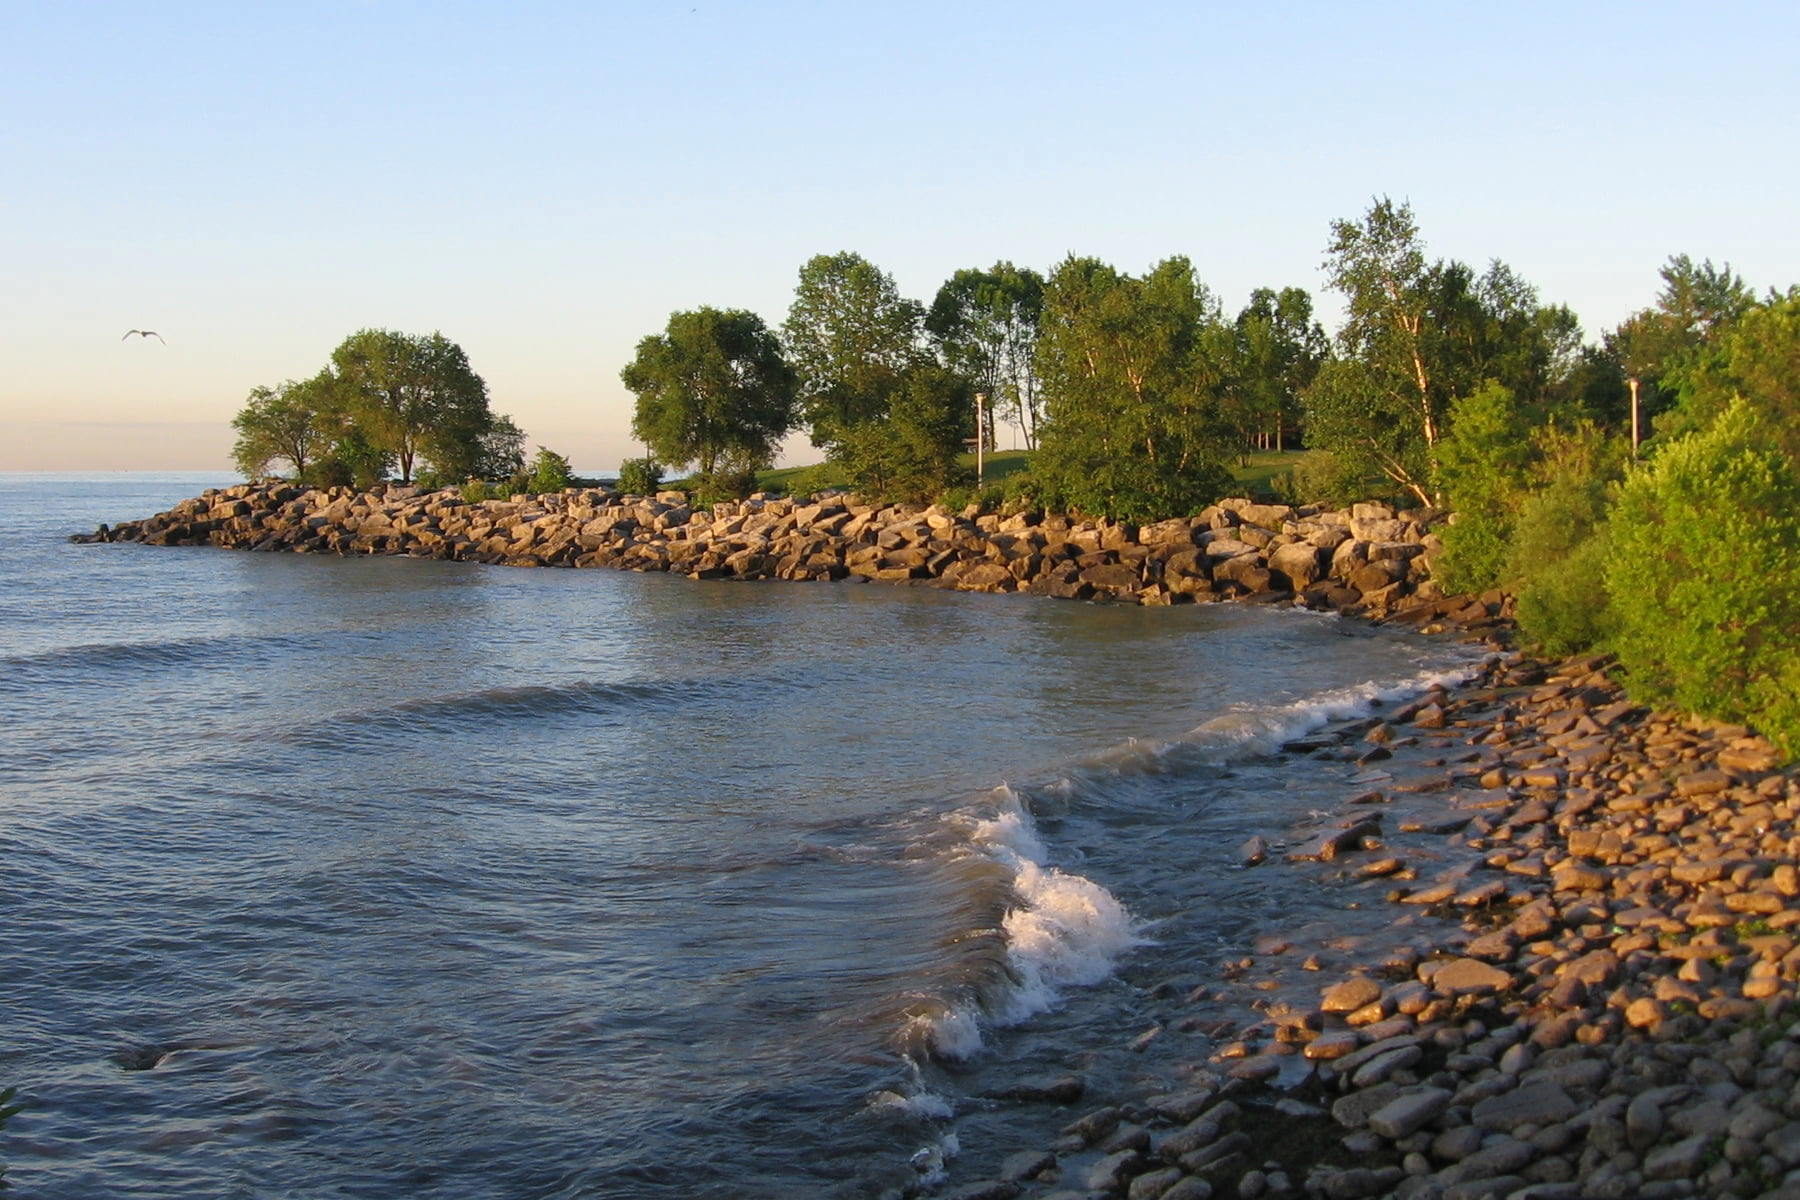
[4,1,1796,470]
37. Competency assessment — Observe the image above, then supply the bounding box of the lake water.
[0,474,1480,1198]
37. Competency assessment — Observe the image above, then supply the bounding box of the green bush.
[527,446,574,494]
[1605,399,1800,755]
[1432,383,1533,594]
[616,456,663,496]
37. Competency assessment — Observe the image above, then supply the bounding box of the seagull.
[122,330,166,343]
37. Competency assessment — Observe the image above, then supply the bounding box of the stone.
[1471,1082,1576,1132]
[1322,976,1383,1013]
[1367,1087,1453,1139]
[1643,1132,1712,1180]
[1426,958,1512,997]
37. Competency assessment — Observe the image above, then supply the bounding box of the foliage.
[1308,198,1582,505]
[1509,475,1616,656]
[783,252,924,450]
[1431,382,1535,594]
[472,414,527,482]
[1608,254,1755,429]
[831,363,971,503]
[329,329,500,484]
[1032,255,1236,522]
[1665,290,1800,460]
[526,446,574,494]
[1226,287,1326,454]
[925,262,1046,449]
[1605,399,1800,754]
[460,478,508,502]
[621,307,797,485]
[231,372,336,480]
[615,456,664,496]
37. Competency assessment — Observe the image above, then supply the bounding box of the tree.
[620,307,797,494]
[329,329,497,484]
[1665,289,1800,462]
[782,252,924,450]
[832,363,971,502]
[1608,254,1755,430]
[925,262,1045,449]
[1307,199,1579,504]
[1032,255,1235,521]
[1606,398,1800,755]
[472,414,527,482]
[1227,286,1326,453]
[527,445,574,494]
[231,371,336,480]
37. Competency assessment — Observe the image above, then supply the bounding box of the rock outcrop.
[75,483,1462,618]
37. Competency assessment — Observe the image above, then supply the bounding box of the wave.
[884,651,1489,1064]
[898,785,1145,1062]
[260,675,702,750]
[1072,654,1490,779]
[0,632,319,685]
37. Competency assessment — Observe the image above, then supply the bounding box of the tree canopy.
[231,329,517,487]
[621,306,797,495]
[231,371,337,480]
[330,329,497,484]
[1032,255,1235,521]
[783,252,924,450]
[925,262,1045,450]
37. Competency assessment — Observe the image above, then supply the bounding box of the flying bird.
[122,330,166,343]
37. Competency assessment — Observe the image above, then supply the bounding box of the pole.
[1628,376,1640,458]
[974,392,986,489]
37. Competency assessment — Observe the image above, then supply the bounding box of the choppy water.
[0,474,1479,1198]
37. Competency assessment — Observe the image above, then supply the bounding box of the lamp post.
[974,391,986,489]
[1628,376,1641,458]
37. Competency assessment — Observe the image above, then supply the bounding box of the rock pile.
[73,481,1455,616]
[951,655,1800,1200]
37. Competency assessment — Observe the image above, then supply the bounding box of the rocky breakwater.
[949,655,1800,1200]
[74,482,1457,616]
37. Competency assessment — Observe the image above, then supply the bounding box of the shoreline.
[69,481,1482,624]
[945,647,1800,1200]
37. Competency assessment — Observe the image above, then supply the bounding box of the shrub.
[616,456,663,496]
[1605,399,1800,755]
[527,446,574,494]
[1432,383,1533,594]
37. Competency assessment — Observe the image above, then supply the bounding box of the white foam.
[864,1088,955,1121]
[1075,657,1489,776]
[918,786,1143,1060]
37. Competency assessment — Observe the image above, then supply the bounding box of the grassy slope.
[746,449,1302,502]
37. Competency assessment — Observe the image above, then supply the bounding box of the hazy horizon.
[6,1,1798,472]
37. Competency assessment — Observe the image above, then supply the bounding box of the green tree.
[782,252,924,450]
[472,414,527,482]
[1307,199,1579,504]
[329,329,497,484]
[1608,254,1755,431]
[833,362,970,502]
[1666,289,1800,461]
[1606,398,1800,754]
[1430,381,1535,593]
[620,307,797,494]
[1227,286,1326,454]
[616,456,663,495]
[1032,255,1235,521]
[231,371,336,480]
[925,262,1046,449]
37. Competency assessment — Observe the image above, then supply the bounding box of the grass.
[667,447,1307,505]
[1231,450,1306,499]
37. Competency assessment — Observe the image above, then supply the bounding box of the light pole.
[974,391,986,489]
[1628,376,1641,458]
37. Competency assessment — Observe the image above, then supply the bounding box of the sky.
[4,1,1797,472]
